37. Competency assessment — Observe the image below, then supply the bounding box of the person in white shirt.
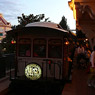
[77,44,85,54]
[77,44,85,68]
[87,46,95,87]
[90,46,95,68]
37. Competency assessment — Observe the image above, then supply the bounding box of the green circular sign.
[25,64,42,80]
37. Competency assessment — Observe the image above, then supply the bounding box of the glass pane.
[0,33,3,36]
[19,38,31,44]
[18,38,31,57]
[33,39,46,58]
[48,39,62,58]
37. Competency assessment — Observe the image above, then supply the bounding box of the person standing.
[77,44,85,68]
[90,46,95,68]
[85,47,91,66]
[77,44,85,54]
[87,46,95,87]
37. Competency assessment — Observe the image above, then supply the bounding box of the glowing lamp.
[11,40,16,44]
[65,41,69,45]
[25,64,42,80]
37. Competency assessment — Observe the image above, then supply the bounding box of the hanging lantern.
[11,40,16,44]
[64,38,69,45]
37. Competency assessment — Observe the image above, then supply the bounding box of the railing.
[0,57,6,78]
[4,53,15,70]
[9,59,65,95]
[10,58,62,81]
[42,59,62,80]
[0,53,15,79]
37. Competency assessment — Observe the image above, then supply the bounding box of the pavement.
[0,76,11,95]
[62,57,95,95]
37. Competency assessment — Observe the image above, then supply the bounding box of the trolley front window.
[18,38,31,57]
[33,38,46,58]
[48,39,62,58]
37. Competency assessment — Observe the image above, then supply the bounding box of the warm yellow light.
[73,5,76,20]
[85,39,88,41]
[25,64,42,80]
[65,41,69,45]
[2,48,6,51]
[84,39,88,42]
[68,0,76,20]
[67,57,72,62]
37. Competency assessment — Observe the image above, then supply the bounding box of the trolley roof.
[7,22,70,37]
[25,22,68,33]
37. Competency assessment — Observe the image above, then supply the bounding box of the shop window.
[18,38,31,57]
[0,33,3,36]
[33,39,46,58]
[48,39,62,58]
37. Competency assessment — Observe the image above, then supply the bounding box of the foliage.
[59,16,70,30]
[1,34,15,54]
[13,13,50,29]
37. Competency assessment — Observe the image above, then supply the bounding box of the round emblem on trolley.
[25,64,42,80]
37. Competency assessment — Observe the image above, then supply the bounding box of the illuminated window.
[18,38,31,57]
[0,27,4,32]
[33,39,46,58]
[48,39,62,58]
[0,33,3,36]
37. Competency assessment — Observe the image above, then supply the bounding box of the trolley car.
[7,22,74,95]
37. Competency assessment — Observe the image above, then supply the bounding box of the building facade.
[0,13,11,43]
[68,0,95,49]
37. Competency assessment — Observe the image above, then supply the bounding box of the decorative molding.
[75,2,95,19]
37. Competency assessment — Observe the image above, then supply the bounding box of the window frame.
[48,39,62,58]
[33,38,46,58]
[18,38,31,57]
